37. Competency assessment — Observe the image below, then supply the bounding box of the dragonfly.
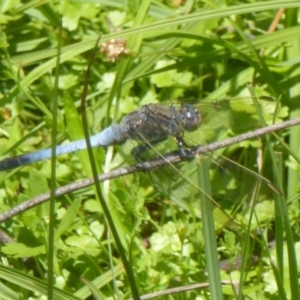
[0,99,273,170]
[0,103,202,170]
[0,99,277,227]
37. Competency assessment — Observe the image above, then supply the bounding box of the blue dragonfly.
[0,99,278,228]
[0,103,201,170]
[0,98,275,171]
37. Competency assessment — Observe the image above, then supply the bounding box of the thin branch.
[127,280,237,300]
[194,117,300,156]
[0,117,299,223]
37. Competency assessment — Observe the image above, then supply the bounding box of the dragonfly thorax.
[122,103,202,143]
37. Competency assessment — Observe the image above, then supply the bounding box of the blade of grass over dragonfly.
[197,159,223,299]
[81,35,141,299]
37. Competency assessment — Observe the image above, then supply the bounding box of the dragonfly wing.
[186,98,276,146]
[146,149,279,231]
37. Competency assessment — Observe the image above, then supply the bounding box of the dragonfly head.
[179,104,202,132]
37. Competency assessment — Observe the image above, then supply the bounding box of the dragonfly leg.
[131,138,167,170]
[176,136,196,158]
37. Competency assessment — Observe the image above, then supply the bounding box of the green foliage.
[0,0,300,299]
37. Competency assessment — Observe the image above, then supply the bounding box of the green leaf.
[2,243,46,257]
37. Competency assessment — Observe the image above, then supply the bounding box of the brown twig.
[127,280,237,300]
[252,8,285,84]
[259,8,285,57]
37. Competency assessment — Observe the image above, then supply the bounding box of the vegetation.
[1,0,300,299]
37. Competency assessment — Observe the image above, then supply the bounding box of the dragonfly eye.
[179,104,201,132]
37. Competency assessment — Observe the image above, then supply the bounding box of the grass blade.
[197,159,223,299]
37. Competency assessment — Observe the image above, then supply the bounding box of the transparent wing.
[132,97,278,230]
[185,97,276,145]
[143,149,280,231]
